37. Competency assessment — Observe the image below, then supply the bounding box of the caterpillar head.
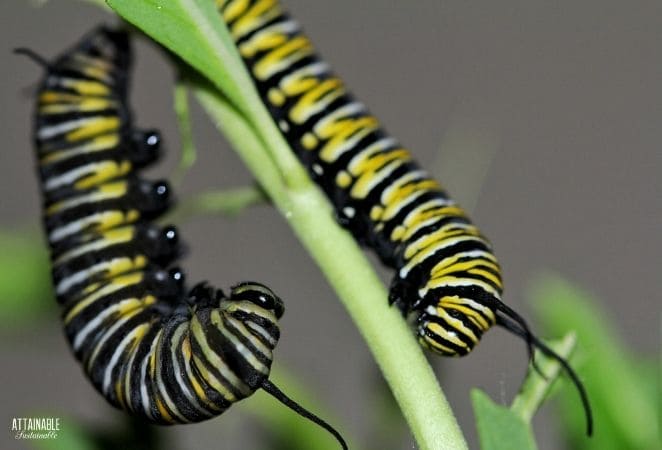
[228,282,285,319]
[414,293,496,357]
[188,282,283,393]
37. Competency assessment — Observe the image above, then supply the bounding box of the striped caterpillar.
[214,0,592,435]
[18,26,347,449]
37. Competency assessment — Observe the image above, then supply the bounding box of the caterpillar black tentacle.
[215,0,592,435]
[24,25,347,449]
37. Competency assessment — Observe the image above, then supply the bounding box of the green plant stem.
[194,83,467,450]
[171,81,197,185]
[164,185,266,223]
[510,333,577,423]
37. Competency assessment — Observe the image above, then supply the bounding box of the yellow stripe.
[426,322,469,348]
[221,0,250,22]
[114,323,149,409]
[239,26,288,58]
[404,226,479,260]
[63,272,144,324]
[60,78,111,96]
[289,78,343,124]
[74,160,131,189]
[319,117,380,164]
[231,0,281,40]
[181,338,222,411]
[39,98,116,115]
[65,116,120,142]
[40,133,121,163]
[253,36,313,81]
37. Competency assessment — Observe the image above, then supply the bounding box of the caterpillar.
[17,26,347,449]
[215,0,593,435]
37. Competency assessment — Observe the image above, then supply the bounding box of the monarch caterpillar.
[18,26,347,449]
[215,0,593,435]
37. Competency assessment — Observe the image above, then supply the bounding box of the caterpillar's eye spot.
[257,293,285,318]
[231,283,285,318]
[146,133,159,147]
[170,268,185,285]
[164,226,178,243]
[258,294,274,309]
[155,182,169,197]
[131,129,161,166]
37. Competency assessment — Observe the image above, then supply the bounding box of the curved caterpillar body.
[22,26,346,448]
[216,0,592,434]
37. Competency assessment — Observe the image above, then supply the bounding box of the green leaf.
[511,333,578,424]
[28,417,96,450]
[529,274,659,450]
[472,389,537,450]
[108,0,244,109]
[107,0,310,187]
[0,229,54,325]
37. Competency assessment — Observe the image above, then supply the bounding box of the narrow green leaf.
[529,274,659,449]
[472,389,538,450]
[108,0,244,110]
[171,80,197,185]
[163,185,267,223]
[511,333,577,423]
[107,0,310,186]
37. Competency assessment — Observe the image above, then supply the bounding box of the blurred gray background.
[1,0,659,449]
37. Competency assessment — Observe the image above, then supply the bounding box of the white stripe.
[140,331,161,420]
[399,235,486,279]
[85,309,138,371]
[346,137,397,173]
[49,212,104,243]
[240,19,300,54]
[169,324,211,417]
[37,117,101,140]
[44,162,98,191]
[103,325,144,395]
[279,61,329,91]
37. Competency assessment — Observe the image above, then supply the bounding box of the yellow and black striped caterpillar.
[215,0,592,435]
[19,26,347,449]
